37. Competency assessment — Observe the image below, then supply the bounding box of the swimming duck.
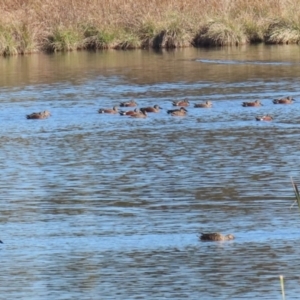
[255,115,273,121]
[120,100,137,107]
[194,101,213,108]
[26,110,51,119]
[242,100,262,107]
[172,99,190,107]
[167,107,187,116]
[98,106,119,114]
[200,232,235,241]
[273,96,295,104]
[140,105,162,113]
[130,110,148,118]
[119,108,139,116]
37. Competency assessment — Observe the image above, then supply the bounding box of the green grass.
[44,26,83,52]
[114,30,141,49]
[83,25,115,49]
[137,20,158,48]
[0,24,19,56]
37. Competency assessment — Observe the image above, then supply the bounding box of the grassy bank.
[0,0,300,55]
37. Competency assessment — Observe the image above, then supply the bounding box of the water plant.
[291,177,300,210]
[280,275,286,300]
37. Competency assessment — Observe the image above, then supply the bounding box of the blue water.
[0,45,300,299]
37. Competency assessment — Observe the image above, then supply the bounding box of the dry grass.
[265,19,300,44]
[0,0,300,54]
[193,19,248,46]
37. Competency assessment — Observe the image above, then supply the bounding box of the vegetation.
[1,0,300,55]
[280,275,286,300]
[291,177,300,210]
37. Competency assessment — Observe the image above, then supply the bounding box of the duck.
[200,232,235,241]
[119,108,139,116]
[194,101,213,108]
[120,100,137,107]
[167,107,187,116]
[130,110,148,118]
[26,110,51,119]
[242,100,262,107]
[172,99,189,107]
[255,115,273,121]
[273,96,295,104]
[98,106,118,114]
[140,105,162,113]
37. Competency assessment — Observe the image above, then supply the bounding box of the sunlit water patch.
[197,58,299,66]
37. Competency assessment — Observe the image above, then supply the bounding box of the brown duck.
[120,100,137,107]
[172,99,189,107]
[200,232,235,241]
[119,108,139,116]
[130,110,148,118]
[98,106,118,114]
[256,115,273,121]
[194,101,213,108]
[273,96,294,104]
[242,100,262,107]
[167,107,187,116]
[140,105,162,113]
[26,110,51,119]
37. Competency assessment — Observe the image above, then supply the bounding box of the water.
[1,45,300,299]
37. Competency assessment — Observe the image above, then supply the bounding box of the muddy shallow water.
[0,45,300,299]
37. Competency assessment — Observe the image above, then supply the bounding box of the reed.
[291,177,300,210]
[0,22,38,55]
[1,0,300,54]
[0,24,18,56]
[280,275,286,300]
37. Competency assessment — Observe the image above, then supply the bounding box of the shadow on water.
[0,44,300,299]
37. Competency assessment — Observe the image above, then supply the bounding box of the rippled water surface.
[1,45,300,299]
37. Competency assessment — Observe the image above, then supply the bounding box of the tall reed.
[0,0,300,55]
[291,177,300,210]
[280,275,286,300]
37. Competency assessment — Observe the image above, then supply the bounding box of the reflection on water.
[1,45,300,299]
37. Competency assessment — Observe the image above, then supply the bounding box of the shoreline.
[0,0,300,56]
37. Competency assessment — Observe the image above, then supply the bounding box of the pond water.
[1,44,300,299]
